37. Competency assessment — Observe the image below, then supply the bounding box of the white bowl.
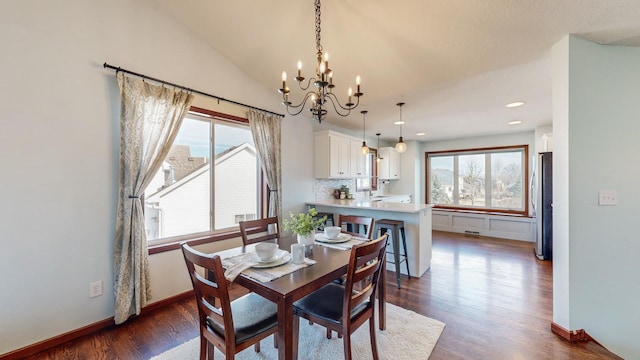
[324,226,342,239]
[255,243,279,261]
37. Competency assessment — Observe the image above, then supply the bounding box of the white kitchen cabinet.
[378,147,400,180]
[315,130,369,179]
[350,139,369,178]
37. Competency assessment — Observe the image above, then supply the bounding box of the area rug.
[150,303,445,360]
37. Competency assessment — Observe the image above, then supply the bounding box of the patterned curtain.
[247,110,282,228]
[113,73,193,324]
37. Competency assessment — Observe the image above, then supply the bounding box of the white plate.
[315,233,352,243]
[252,249,284,263]
[251,251,291,268]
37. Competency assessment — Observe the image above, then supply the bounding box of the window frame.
[147,106,269,253]
[425,145,529,216]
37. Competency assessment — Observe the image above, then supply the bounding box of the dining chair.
[293,234,389,360]
[239,216,280,246]
[338,214,375,239]
[181,243,278,360]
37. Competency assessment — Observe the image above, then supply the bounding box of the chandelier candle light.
[278,0,363,123]
[395,102,407,153]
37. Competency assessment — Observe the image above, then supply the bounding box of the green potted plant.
[284,208,327,246]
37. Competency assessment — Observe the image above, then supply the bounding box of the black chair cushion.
[206,293,277,344]
[294,283,369,324]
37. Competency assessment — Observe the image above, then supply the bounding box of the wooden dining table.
[212,235,386,360]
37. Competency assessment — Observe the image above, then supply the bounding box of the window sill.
[432,206,531,218]
[148,230,241,255]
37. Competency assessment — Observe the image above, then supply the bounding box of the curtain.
[113,73,194,324]
[247,110,282,229]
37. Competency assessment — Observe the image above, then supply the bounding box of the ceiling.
[152,0,640,143]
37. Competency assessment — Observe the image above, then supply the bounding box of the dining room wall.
[0,0,314,355]
[550,35,640,359]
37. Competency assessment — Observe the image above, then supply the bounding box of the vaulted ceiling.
[153,0,640,142]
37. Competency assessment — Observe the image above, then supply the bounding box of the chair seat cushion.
[294,283,369,324]
[206,293,277,344]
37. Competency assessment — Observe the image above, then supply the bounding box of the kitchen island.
[307,200,433,277]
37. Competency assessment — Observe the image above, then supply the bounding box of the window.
[144,107,264,244]
[426,145,528,215]
[356,150,376,192]
[234,213,256,224]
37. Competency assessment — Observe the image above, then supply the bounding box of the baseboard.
[143,290,194,314]
[551,322,598,344]
[0,290,194,360]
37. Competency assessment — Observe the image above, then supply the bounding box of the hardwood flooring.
[22,231,620,359]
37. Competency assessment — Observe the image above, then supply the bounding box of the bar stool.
[374,219,410,288]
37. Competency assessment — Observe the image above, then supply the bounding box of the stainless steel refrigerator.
[531,152,552,261]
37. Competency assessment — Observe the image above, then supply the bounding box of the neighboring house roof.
[146,142,255,201]
[165,144,207,182]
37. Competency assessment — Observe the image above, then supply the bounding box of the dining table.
[211,234,386,360]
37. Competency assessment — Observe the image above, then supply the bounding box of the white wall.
[552,35,640,359]
[422,131,536,158]
[387,140,422,203]
[0,0,311,354]
[551,36,571,330]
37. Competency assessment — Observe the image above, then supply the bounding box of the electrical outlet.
[89,280,103,298]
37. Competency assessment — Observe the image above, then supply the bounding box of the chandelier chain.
[315,0,322,54]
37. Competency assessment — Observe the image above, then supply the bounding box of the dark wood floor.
[23,231,620,359]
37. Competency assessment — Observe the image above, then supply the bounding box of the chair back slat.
[181,243,235,345]
[239,216,280,245]
[191,272,225,324]
[343,234,388,317]
[338,215,375,239]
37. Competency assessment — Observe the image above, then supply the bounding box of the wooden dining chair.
[338,214,375,239]
[293,234,389,360]
[239,216,280,246]
[181,243,278,360]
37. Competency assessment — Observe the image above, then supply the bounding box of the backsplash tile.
[314,179,390,201]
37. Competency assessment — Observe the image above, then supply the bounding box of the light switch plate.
[89,280,103,298]
[598,190,618,206]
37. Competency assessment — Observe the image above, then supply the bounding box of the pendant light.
[395,102,407,153]
[361,110,369,155]
[376,133,383,162]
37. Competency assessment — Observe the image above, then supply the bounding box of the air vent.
[464,230,480,238]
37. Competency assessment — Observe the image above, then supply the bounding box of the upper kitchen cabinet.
[315,130,370,179]
[378,147,400,180]
[350,139,369,178]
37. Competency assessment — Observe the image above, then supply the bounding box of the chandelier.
[278,0,363,123]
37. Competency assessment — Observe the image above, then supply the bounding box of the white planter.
[297,233,315,246]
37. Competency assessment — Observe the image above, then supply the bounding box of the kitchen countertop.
[368,193,410,200]
[307,199,432,214]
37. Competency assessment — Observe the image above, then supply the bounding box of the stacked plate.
[250,249,291,268]
[314,233,352,243]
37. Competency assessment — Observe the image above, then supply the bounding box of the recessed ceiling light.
[506,101,525,108]
[416,132,425,136]
[394,121,405,125]
[508,120,523,125]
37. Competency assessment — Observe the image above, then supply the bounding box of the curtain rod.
[103,62,284,118]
